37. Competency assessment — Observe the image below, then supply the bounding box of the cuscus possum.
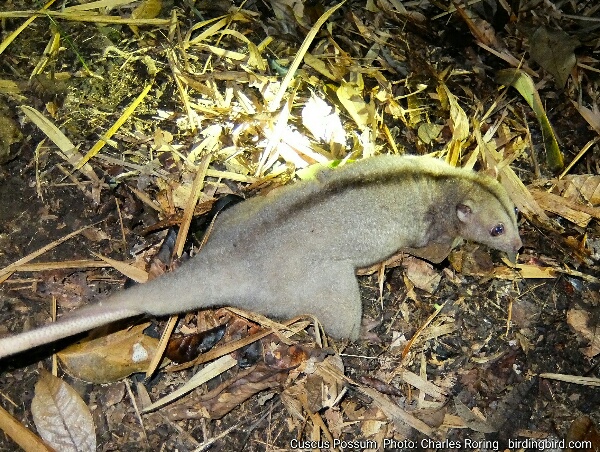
[0,155,522,359]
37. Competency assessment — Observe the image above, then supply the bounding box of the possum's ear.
[456,202,473,223]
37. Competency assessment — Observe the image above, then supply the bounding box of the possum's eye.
[490,224,505,236]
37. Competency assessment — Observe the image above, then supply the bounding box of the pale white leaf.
[31,370,96,452]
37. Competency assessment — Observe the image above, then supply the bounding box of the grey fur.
[0,155,522,359]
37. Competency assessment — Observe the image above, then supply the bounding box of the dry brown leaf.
[529,26,578,89]
[402,256,441,293]
[359,376,404,397]
[453,2,502,48]
[57,323,161,383]
[556,174,600,205]
[167,362,287,420]
[453,398,496,433]
[529,188,594,227]
[31,370,96,452]
[531,176,600,227]
[566,416,600,452]
[512,264,555,279]
[166,325,227,364]
[566,307,600,358]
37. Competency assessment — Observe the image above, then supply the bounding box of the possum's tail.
[0,306,140,359]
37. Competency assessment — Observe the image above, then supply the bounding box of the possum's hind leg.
[270,260,362,339]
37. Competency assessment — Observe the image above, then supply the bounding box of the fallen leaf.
[166,324,227,363]
[566,416,600,452]
[529,26,578,88]
[337,78,370,131]
[402,256,442,293]
[566,308,600,358]
[167,362,287,420]
[57,323,161,383]
[556,174,600,206]
[529,188,595,227]
[31,370,96,452]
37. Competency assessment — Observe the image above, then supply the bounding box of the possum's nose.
[506,236,523,263]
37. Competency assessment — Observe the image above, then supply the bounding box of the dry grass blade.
[184,16,229,48]
[539,373,600,387]
[0,405,53,451]
[175,154,212,258]
[141,355,238,412]
[75,83,153,170]
[90,251,149,283]
[5,259,109,272]
[0,0,57,55]
[267,1,346,111]
[20,105,101,185]
[401,301,446,360]
[0,10,171,26]
[0,225,91,283]
[145,315,178,379]
[63,0,137,12]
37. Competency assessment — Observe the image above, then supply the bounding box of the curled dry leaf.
[166,324,227,363]
[31,370,96,452]
[359,376,404,397]
[402,256,442,293]
[57,323,161,383]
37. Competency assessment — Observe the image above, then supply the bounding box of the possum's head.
[456,183,522,261]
